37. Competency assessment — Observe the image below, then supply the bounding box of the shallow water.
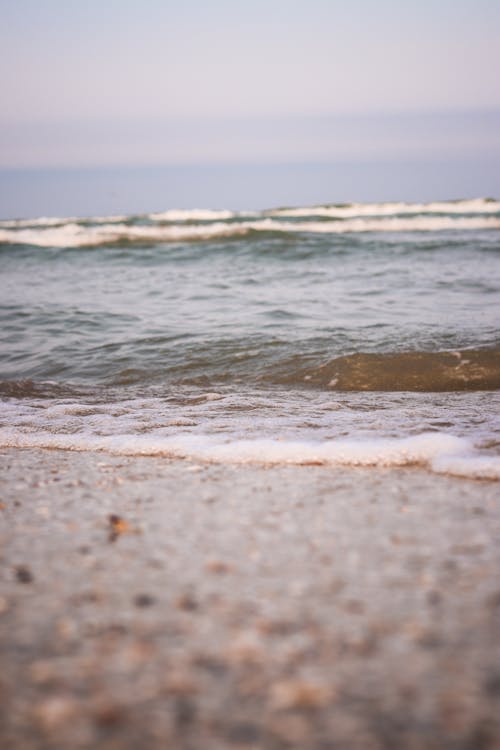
[1,198,499,478]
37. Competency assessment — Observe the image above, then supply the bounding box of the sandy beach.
[1,448,499,749]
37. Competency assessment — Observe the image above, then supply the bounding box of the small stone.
[133,593,155,607]
[108,514,134,542]
[416,628,443,649]
[174,697,196,727]
[175,592,198,611]
[486,591,500,609]
[484,671,500,696]
[15,565,33,583]
[427,590,442,606]
[256,618,295,636]
[165,669,199,696]
[344,599,365,615]
[205,559,232,574]
[94,703,125,728]
[226,722,261,744]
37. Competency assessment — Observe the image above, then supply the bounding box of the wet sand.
[1,448,499,749]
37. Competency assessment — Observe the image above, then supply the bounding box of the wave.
[0,379,83,399]
[2,198,498,230]
[1,348,498,393]
[268,198,500,218]
[149,208,252,222]
[0,429,498,479]
[0,221,248,247]
[1,215,499,248]
[0,214,128,229]
[297,349,500,392]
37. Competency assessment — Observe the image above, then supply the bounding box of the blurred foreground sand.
[1,448,499,749]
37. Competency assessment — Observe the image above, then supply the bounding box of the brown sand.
[1,447,500,749]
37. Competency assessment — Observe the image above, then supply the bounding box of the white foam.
[0,216,78,228]
[2,199,498,233]
[0,215,127,229]
[149,208,243,221]
[0,221,248,247]
[253,216,500,234]
[1,428,497,479]
[269,198,500,218]
[87,215,129,224]
[1,215,500,247]
[431,454,500,480]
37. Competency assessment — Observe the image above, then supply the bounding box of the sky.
[1,0,499,168]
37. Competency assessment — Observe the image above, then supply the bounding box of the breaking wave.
[268,198,500,218]
[1,216,499,248]
[1,198,499,248]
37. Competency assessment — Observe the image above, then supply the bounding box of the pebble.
[205,559,232,574]
[15,565,33,583]
[133,593,156,607]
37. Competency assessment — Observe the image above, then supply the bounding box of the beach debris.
[108,513,137,542]
[14,564,33,583]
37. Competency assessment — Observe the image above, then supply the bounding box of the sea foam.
[268,198,500,218]
[1,428,498,480]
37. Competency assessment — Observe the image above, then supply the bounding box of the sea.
[1,198,500,480]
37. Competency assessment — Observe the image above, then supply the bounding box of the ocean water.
[1,198,500,479]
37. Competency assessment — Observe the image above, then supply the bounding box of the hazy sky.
[1,0,499,166]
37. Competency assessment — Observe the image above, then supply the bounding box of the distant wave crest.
[1,198,499,247]
[1,199,499,248]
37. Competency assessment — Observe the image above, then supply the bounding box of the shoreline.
[1,448,500,748]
